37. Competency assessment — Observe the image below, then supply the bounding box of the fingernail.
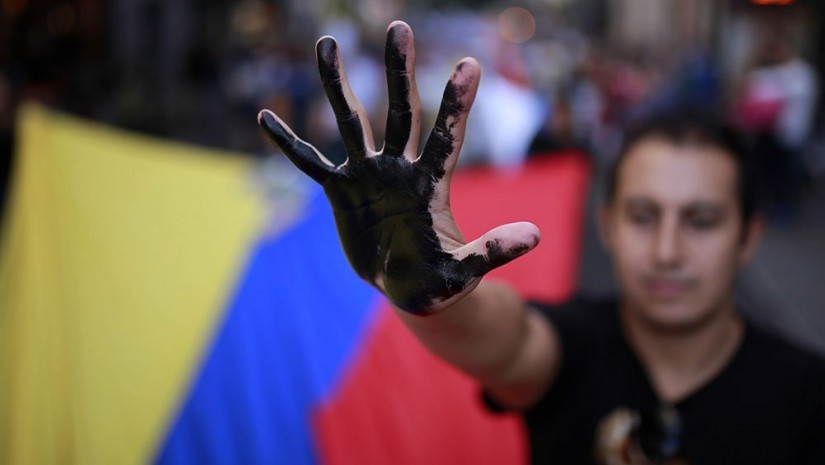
[316,37,337,64]
[385,28,407,70]
[259,111,276,130]
[259,112,288,143]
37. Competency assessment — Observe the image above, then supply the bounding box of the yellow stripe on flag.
[0,104,268,465]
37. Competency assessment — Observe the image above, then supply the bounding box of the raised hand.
[258,21,539,315]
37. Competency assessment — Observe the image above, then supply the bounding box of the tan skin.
[259,21,763,410]
[599,137,763,404]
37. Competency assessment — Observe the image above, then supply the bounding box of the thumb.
[454,222,541,277]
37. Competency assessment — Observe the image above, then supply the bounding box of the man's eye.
[687,216,720,230]
[629,211,656,225]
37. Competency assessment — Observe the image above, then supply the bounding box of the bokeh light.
[498,7,536,44]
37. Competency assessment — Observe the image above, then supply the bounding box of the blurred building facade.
[2,0,825,216]
[2,0,823,144]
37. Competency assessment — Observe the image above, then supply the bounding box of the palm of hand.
[259,22,539,314]
[326,142,484,314]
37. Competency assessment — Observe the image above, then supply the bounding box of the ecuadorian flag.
[0,104,589,465]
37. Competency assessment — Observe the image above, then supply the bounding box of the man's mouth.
[642,277,695,299]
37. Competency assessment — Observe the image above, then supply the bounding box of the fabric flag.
[0,103,269,464]
[0,104,590,465]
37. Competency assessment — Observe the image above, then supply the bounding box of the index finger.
[418,58,480,180]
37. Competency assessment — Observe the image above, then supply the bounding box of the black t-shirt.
[513,296,825,465]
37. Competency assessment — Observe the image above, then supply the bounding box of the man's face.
[602,137,760,332]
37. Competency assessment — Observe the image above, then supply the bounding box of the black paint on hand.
[259,22,536,314]
[383,25,413,157]
[317,38,368,160]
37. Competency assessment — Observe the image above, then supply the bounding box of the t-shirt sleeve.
[482,295,608,413]
[523,296,605,415]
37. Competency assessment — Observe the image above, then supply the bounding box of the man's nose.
[653,219,683,268]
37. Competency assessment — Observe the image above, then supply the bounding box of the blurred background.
[2,0,823,348]
[0,0,825,464]
[0,0,823,161]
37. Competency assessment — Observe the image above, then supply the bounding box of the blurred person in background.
[526,53,611,160]
[259,21,825,465]
[527,90,580,157]
[734,32,819,224]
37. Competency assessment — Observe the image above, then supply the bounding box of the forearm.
[393,279,559,409]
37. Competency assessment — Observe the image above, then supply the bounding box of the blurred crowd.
[1,0,825,224]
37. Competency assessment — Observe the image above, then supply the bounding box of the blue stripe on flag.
[155,192,381,464]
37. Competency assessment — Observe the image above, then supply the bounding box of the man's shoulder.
[747,323,825,369]
[734,322,825,461]
[743,322,825,380]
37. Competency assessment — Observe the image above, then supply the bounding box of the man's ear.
[596,204,614,253]
[738,214,765,265]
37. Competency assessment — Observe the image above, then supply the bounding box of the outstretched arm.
[258,21,561,409]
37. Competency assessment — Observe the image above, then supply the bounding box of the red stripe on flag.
[312,303,529,465]
[451,152,590,302]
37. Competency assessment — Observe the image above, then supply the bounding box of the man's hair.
[605,109,759,225]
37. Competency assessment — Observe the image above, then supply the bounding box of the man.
[258,21,825,465]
